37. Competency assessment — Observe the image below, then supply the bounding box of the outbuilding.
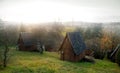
[17,32,43,52]
[59,32,92,62]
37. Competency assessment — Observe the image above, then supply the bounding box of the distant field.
[0,48,120,73]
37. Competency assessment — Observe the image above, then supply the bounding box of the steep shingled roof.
[67,32,86,55]
[20,32,35,46]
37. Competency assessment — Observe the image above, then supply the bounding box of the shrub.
[107,50,113,59]
[93,48,106,60]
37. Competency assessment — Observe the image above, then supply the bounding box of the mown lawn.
[0,48,120,73]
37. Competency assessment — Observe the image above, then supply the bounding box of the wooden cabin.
[59,32,92,62]
[17,32,43,52]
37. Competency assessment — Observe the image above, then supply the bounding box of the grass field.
[0,48,120,73]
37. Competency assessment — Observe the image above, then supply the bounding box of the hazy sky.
[0,0,120,23]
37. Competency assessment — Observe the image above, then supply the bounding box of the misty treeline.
[0,21,65,51]
[0,21,120,52]
[77,23,120,60]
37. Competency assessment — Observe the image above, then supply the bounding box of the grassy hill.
[0,48,120,73]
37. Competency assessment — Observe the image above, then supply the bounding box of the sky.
[0,0,120,23]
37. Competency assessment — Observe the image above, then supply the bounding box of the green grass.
[0,48,120,73]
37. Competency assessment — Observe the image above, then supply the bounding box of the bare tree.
[0,21,10,68]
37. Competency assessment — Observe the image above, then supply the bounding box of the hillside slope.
[0,49,120,73]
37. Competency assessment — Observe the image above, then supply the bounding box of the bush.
[116,48,120,66]
[107,50,113,59]
[93,49,106,60]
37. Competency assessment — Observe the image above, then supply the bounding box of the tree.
[100,32,112,50]
[84,24,103,40]
[0,21,10,68]
[83,24,105,59]
[31,23,64,51]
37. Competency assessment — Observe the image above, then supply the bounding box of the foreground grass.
[0,49,120,73]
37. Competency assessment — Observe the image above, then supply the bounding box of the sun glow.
[0,1,101,23]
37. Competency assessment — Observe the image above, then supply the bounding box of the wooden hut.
[17,32,43,52]
[59,32,92,62]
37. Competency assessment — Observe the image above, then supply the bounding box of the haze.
[0,0,120,23]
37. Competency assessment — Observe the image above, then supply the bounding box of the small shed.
[17,32,43,52]
[59,32,92,62]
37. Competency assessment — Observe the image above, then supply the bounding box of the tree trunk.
[3,43,9,67]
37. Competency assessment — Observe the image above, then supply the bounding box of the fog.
[0,0,120,23]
